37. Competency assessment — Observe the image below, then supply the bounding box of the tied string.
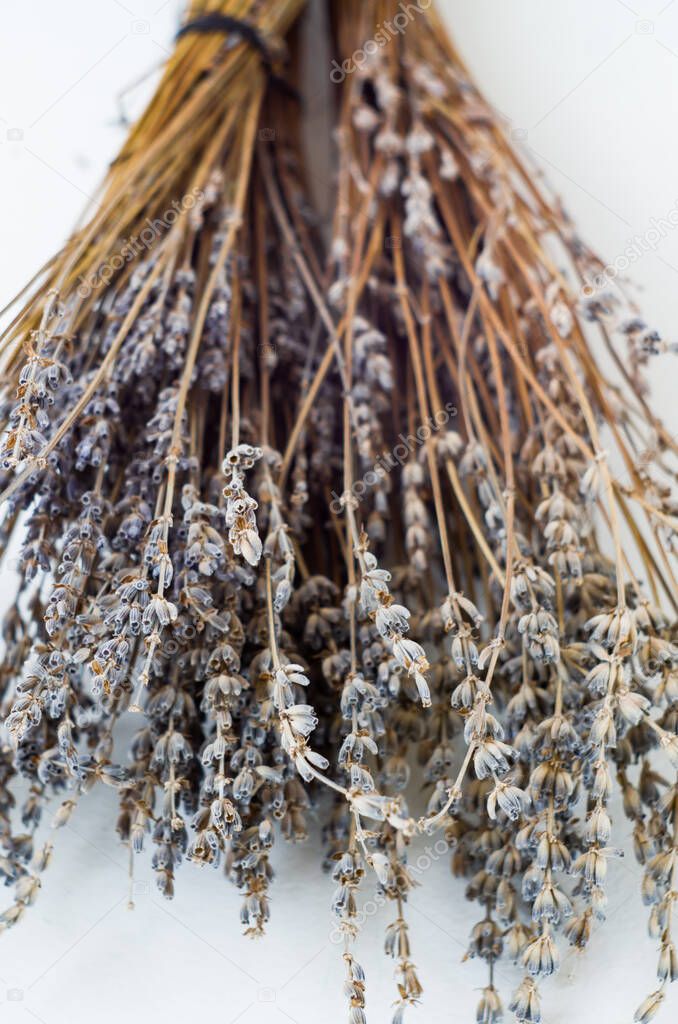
[176,12,300,102]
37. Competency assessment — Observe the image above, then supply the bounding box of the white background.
[0,2,676,1022]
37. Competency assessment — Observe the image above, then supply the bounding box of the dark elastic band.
[176,13,277,65]
[176,12,300,102]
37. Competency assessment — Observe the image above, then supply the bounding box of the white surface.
[0,2,676,1022]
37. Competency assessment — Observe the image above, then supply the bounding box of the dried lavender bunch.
[0,0,322,934]
[297,0,676,1020]
[0,1,676,1023]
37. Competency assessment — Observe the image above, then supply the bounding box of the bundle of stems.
[0,1,677,1022]
[311,2,678,1021]
[0,0,320,923]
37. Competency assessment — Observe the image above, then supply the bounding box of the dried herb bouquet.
[0,2,676,1023]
